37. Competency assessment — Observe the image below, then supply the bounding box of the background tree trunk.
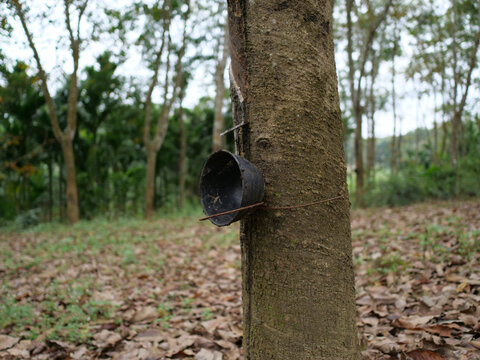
[390,20,399,175]
[227,1,360,358]
[354,112,364,202]
[178,88,186,208]
[48,151,53,221]
[142,0,190,218]
[62,138,79,223]
[212,22,229,153]
[11,0,86,223]
[145,149,157,218]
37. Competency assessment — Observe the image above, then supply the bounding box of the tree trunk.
[354,111,364,203]
[441,120,448,157]
[145,148,157,218]
[227,1,360,359]
[11,0,85,224]
[450,0,459,165]
[366,49,379,184]
[390,23,398,175]
[48,151,53,221]
[61,138,79,223]
[433,89,438,164]
[367,117,375,182]
[58,159,64,222]
[178,99,186,208]
[212,23,229,153]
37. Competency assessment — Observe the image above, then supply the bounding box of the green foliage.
[362,153,480,207]
[355,117,480,208]
[364,169,426,207]
[14,208,41,228]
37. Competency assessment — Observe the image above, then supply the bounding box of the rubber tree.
[9,0,92,224]
[212,14,229,153]
[141,0,190,218]
[345,0,392,205]
[227,0,360,358]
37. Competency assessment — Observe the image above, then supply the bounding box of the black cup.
[200,150,265,226]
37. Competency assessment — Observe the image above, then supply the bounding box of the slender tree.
[9,0,91,223]
[212,17,229,153]
[177,72,187,208]
[390,17,399,174]
[345,0,393,205]
[450,0,480,165]
[141,0,190,218]
[227,0,360,358]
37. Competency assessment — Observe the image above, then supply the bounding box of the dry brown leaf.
[456,281,469,293]
[471,340,480,350]
[135,328,164,343]
[419,324,457,337]
[0,335,19,351]
[201,317,225,334]
[406,349,447,360]
[166,335,196,357]
[70,345,88,359]
[196,348,224,360]
[362,317,379,327]
[132,306,158,323]
[92,329,122,349]
[6,347,30,358]
[47,339,74,351]
[459,314,479,328]
[392,316,434,329]
[373,338,400,354]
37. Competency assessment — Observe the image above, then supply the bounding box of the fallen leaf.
[392,315,434,329]
[135,328,164,343]
[196,348,224,360]
[132,306,158,322]
[71,346,88,359]
[0,335,19,351]
[406,349,447,360]
[92,330,122,349]
[419,324,457,337]
[7,347,29,358]
[166,335,196,357]
[456,281,468,293]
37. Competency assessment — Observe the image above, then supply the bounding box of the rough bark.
[212,21,229,153]
[227,0,360,359]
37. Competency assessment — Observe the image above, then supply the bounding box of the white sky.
[1,0,479,139]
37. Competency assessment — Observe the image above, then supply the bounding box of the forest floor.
[0,200,479,359]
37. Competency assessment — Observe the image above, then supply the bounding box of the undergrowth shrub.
[362,155,480,207]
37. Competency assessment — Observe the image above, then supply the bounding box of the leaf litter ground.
[0,200,479,359]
